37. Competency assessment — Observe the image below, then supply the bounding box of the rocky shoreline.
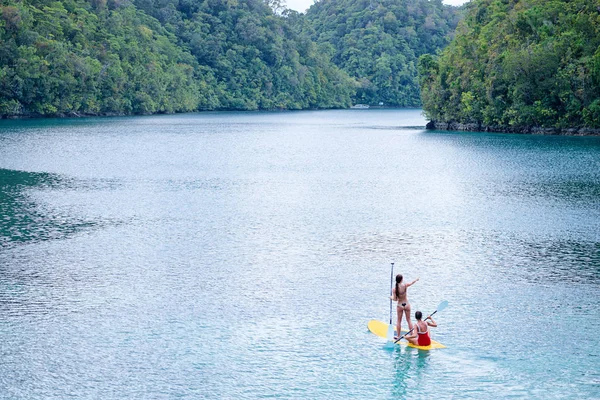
[426,121,600,136]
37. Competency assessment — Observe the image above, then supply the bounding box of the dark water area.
[0,169,98,247]
[0,110,599,399]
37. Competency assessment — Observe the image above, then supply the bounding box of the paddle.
[393,300,449,344]
[386,262,395,341]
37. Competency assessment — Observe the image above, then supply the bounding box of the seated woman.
[405,310,437,346]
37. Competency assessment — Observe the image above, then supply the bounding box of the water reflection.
[0,168,102,321]
[329,228,600,287]
[0,168,96,248]
[514,237,600,283]
[0,111,599,399]
[494,178,600,205]
[391,347,431,397]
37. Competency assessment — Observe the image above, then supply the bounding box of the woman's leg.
[404,304,413,330]
[405,332,418,345]
[395,306,404,339]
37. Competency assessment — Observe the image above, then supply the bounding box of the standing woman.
[391,274,419,339]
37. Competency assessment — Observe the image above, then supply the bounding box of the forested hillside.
[0,0,354,117]
[303,0,462,107]
[419,0,600,132]
[0,0,203,116]
[131,0,354,110]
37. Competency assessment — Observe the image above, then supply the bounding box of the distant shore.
[426,121,600,136]
[0,106,414,121]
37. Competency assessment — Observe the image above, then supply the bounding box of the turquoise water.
[0,109,599,399]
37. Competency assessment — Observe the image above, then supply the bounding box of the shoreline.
[426,121,600,136]
[0,106,414,121]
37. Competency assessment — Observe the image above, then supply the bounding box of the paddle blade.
[383,341,396,350]
[386,324,395,342]
[436,300,449,313]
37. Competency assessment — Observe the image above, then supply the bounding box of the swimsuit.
[416,322,431,346]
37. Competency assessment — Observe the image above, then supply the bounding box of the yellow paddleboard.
[367,320,446,350]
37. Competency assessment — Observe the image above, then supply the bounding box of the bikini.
[416,322,431,346]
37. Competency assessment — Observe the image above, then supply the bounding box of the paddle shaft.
[389,263,394,324]
[393,307,440,344]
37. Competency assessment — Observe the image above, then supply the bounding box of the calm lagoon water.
[0,109,599,399]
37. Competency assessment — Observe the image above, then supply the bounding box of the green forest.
[303,0,461,107]
[0,0,458,117]
[2,0,600,132]
[0,0,354,116]
[419,0,600,131]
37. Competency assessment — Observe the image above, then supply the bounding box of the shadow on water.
[391,347,431,398]
[494,177,600,204]
[0,168,96,248]
[0,168,110,319]
[513,236,600,284]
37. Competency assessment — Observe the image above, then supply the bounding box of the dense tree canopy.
[0,0,203,116]
[133,0,355,110]
[419,0,600,130]
[303,0,462,106]
[0,0,355,117]
[4,0,599,131]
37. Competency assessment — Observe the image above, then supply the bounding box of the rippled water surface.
[1,110,599,399]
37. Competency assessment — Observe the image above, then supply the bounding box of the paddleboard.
[367,320,446,350]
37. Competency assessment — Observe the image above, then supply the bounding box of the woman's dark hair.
[394,274,403,299]
[415,311,423,320]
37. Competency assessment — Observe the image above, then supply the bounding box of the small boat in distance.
[351,104,370,109]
